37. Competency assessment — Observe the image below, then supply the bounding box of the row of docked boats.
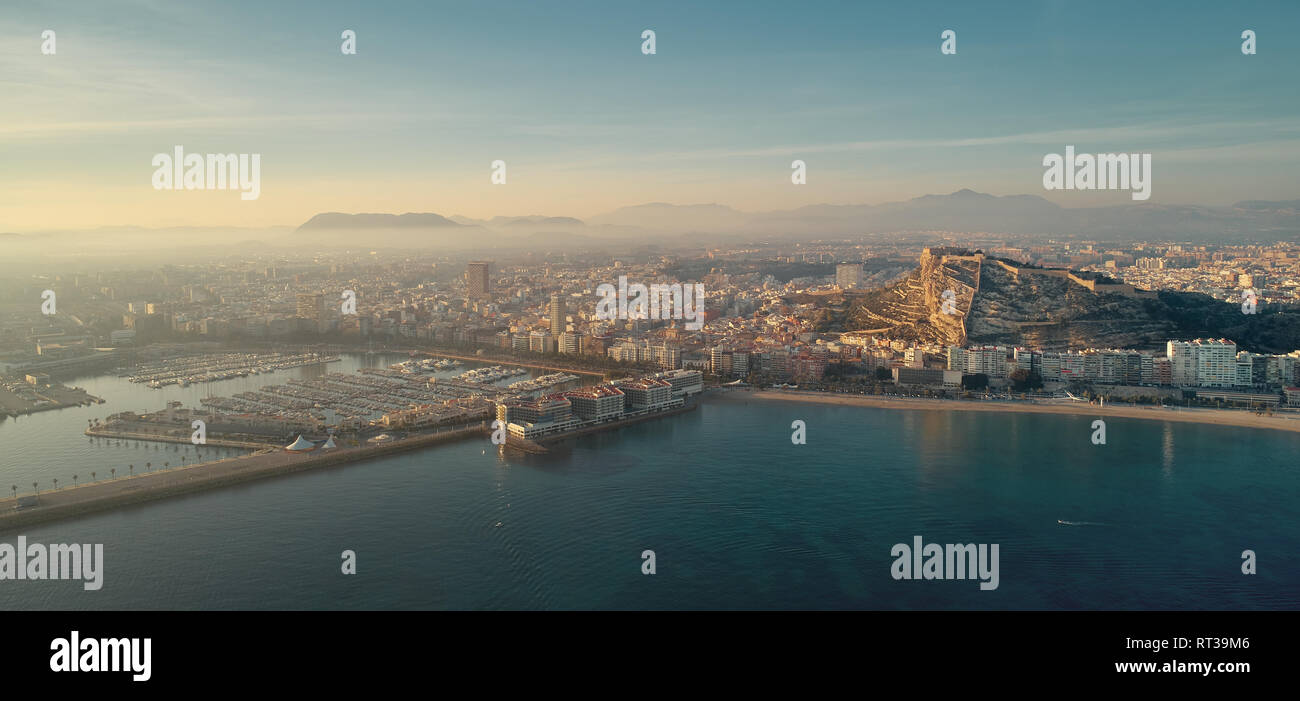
[129,351,340,389]
[390,358,466,374]
[506,373,580,392]
[450,365,528,383]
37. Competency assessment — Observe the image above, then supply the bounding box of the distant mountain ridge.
[291,189,1300,247]
[298,212,464,229]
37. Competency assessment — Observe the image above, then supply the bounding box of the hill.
[841,248,1300,353]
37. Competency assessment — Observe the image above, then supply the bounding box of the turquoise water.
[1,363,1298,609]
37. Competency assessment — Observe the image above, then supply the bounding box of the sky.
[0,0,1297,230]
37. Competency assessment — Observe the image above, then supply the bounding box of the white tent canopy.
[285,435,315,452]
[321,435,337,450]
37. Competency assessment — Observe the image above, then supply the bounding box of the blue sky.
[1,0,1296,228]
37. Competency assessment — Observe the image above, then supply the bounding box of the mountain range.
[293,190,1300,247]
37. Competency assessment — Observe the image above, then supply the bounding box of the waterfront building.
[614,378,674,411]
[1167,341,1197,386]
[498,395,573,424]
[649,369,704,397]
[563,385,626,422]
[646,344,681,370]
[559,331,583,355]
[1192,339,1238,388]
[893,367,961,389]
[1236,359,1254,388]
[1153,357,1172,386]
[529,330,553,353]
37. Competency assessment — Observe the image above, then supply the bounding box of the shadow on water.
[506,442,642,477]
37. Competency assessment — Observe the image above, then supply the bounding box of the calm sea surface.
[1,354,1297,609]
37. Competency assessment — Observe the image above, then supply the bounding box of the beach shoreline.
[710,389,1300,434]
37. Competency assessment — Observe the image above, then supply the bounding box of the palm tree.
[53,478,58,490]
[181,456,186,466]
[129,464,134,476]
[91,471,96,482]
[10,485,16,499]
[32,482,38,495]
[164,462,169,470]
[146,462,151,472]
[73,474,78,487]
[110,468,116,480]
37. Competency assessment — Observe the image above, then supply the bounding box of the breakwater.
[85,426,275,450]
[0,425,486,531]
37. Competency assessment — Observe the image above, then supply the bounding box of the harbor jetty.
[0,424,487,531]
[84,425,273,450]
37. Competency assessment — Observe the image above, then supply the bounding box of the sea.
[1,353,1297,610]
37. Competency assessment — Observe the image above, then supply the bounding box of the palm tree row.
[8,438,225,500]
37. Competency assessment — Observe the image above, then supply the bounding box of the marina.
[506,372,581,393]
[125,351,340,388]
[84,352,597,449]
[0,375,104,418]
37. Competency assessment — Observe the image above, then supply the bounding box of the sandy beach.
[711,389,1300,435]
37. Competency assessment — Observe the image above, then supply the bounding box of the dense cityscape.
[4,237,1300,431]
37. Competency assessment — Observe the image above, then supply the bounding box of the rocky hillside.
[845,248,1300,353]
